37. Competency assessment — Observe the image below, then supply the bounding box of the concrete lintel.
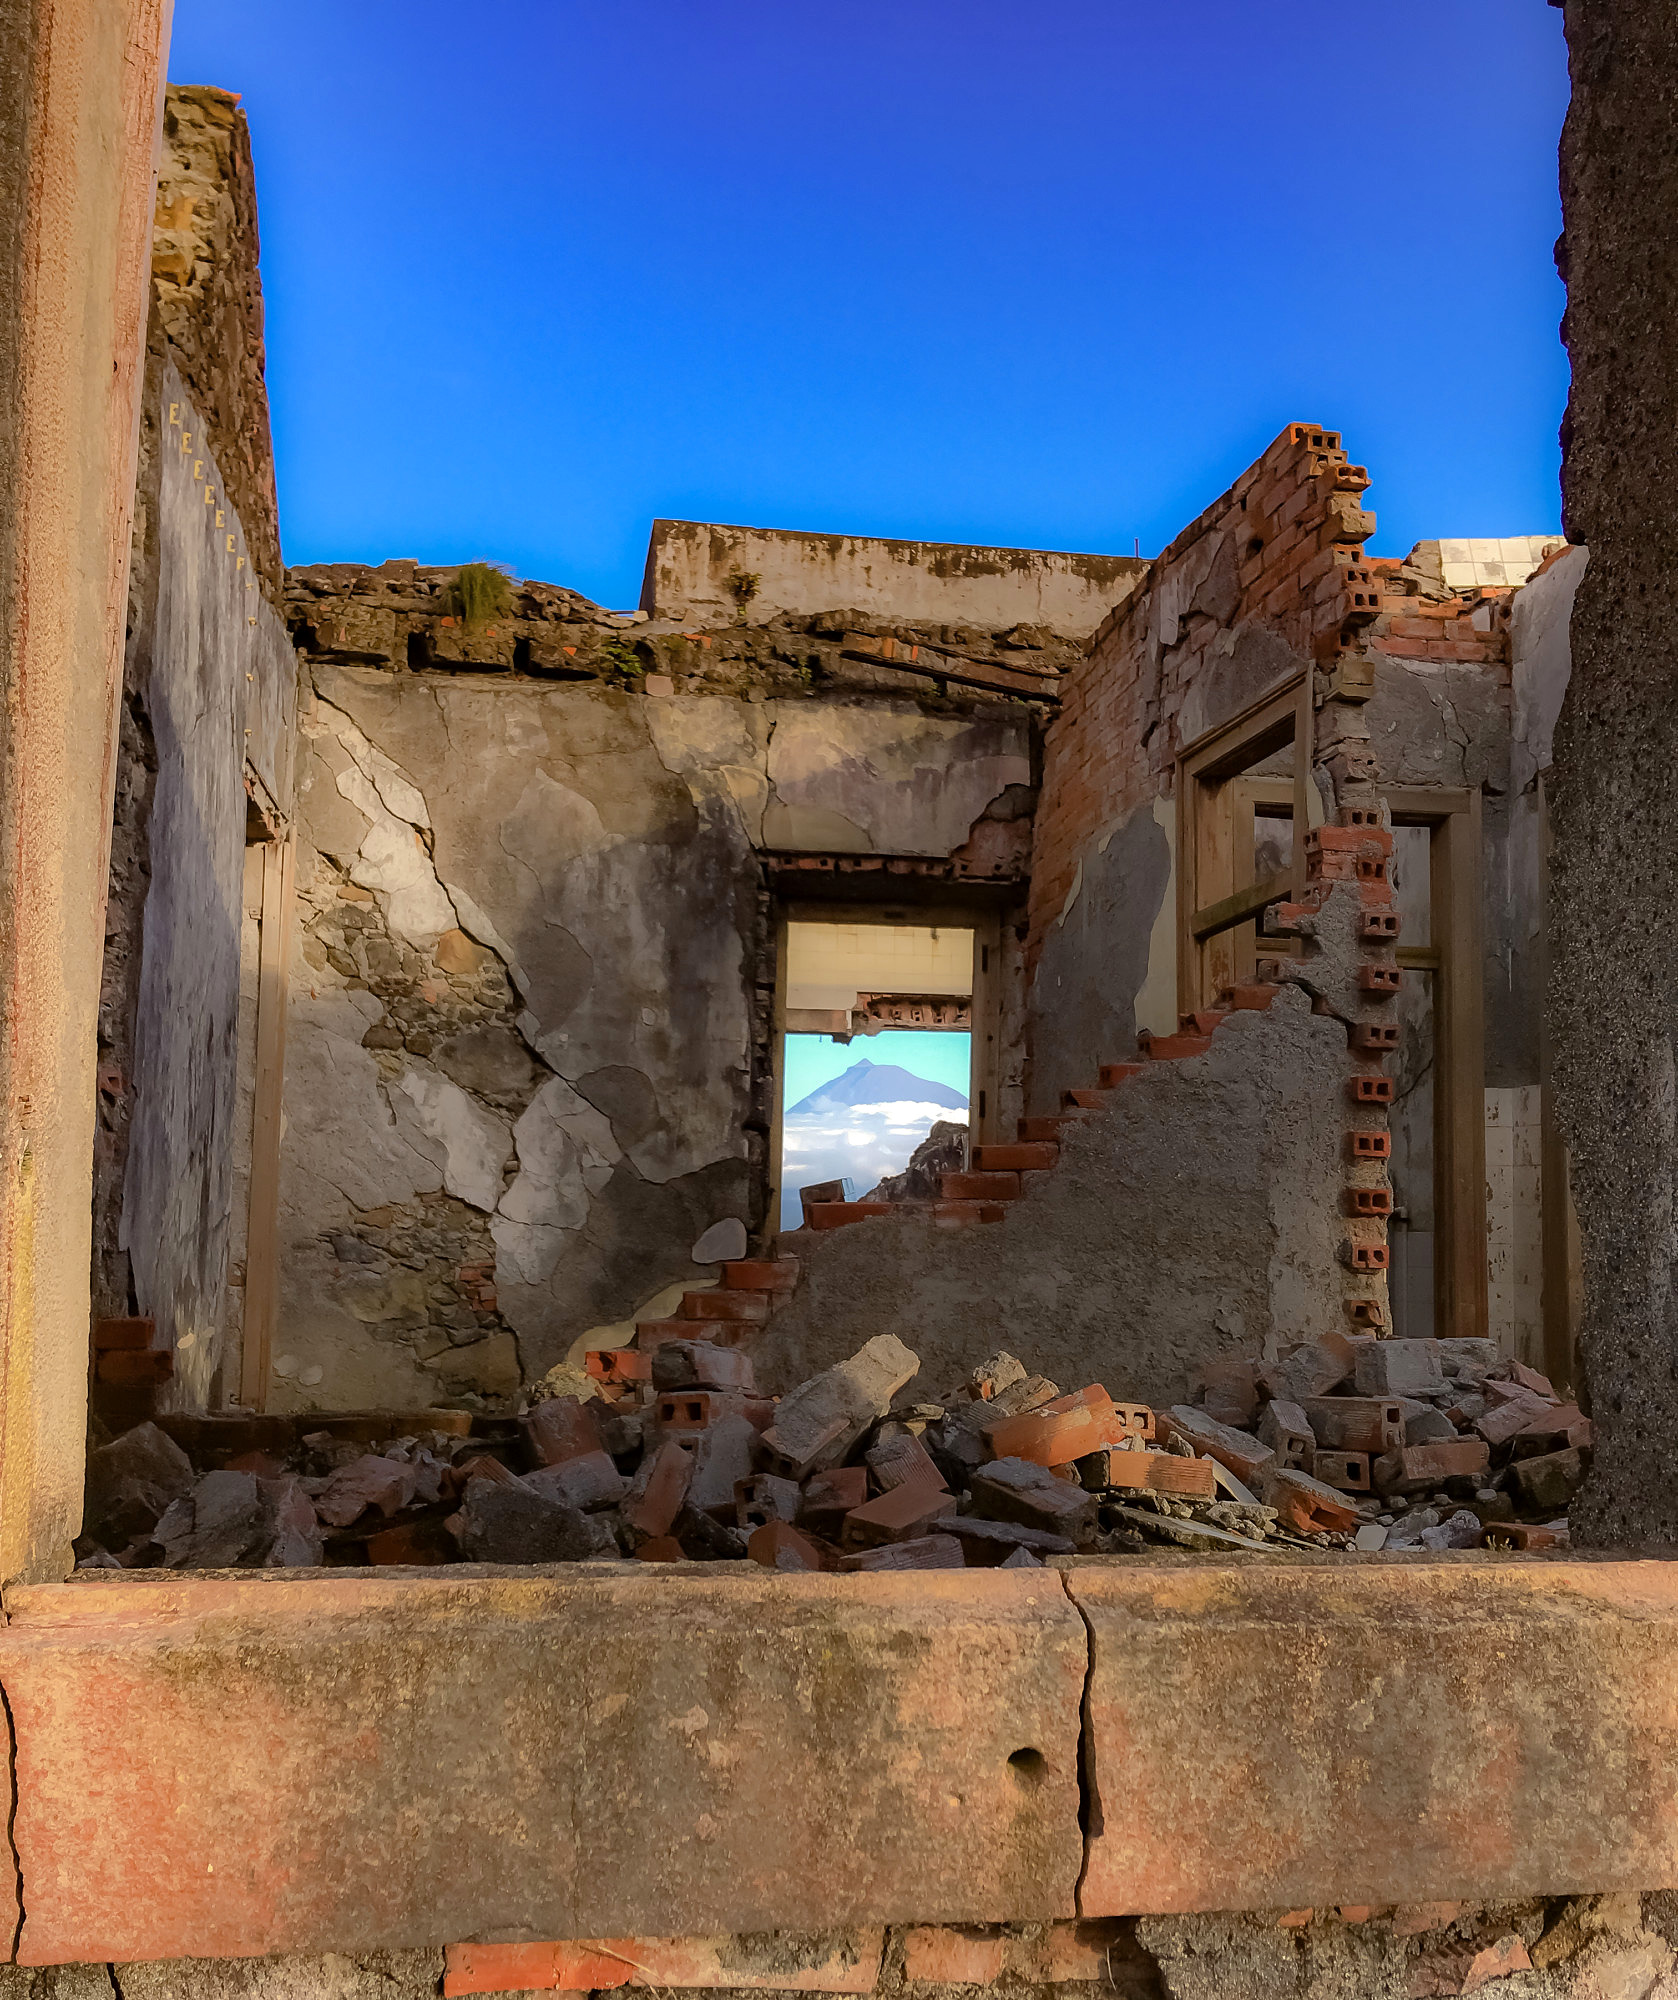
[1069,1557,1678,1914]
[0,1566,1086,1964]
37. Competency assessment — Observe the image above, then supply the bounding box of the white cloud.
[781,1101,968,1226]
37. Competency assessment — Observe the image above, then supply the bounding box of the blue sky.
[168,2,1570,608]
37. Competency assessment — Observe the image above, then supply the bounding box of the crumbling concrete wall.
[642,519,1144,638]
[759,985,1346,1404]
[275,654,1031,1412]
[91,357,297,1409]
[1551,0,1678,1546]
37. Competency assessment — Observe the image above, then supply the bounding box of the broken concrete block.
[1404,1407,1459,1447]
[982,1389,1137,1468]
[526,1450,629,1512]
[84,1422,194,1545]
[762,1334,919,1476]
[1417,1509,1484,1551]
[798,1465,869,1536]
[684,1413,761,1519]
[1259,1342,1351,1405]
[1000,1546,1044,1568]
[970,1458,1097,1540]
[1353,1522,1389,1551]
[1474,1390,1554,1447]
[746,1520,824,1571]
[841,1479,953,1550]
[650,1341,756,1395]
[865,1432,946,1493]
[312,1453,420,1528]
[1299,1396,1406,1453]
[966,1351,1027,1402]
[839,1533,964,1570]
[623,1439,694,1541]
[154,1471,279,1570]
[1375,1439,1492,1496]
[984,1372,1061,1418]
[1263,1466,1361,1535]
[1257,1400,1315,1469]
[930,1516,1075,1563]
[261,1475,326,1566]
[1164,1406,1276,1487]
[673,1506,750,1562]
[690,1217,749,1264]
[1192,1356,1259,1428]
[1353,1338,1446,1398]
[522,1395,605,1469]
[450,1478,603,1563]
[1511,1447,1586,1512]
[1438,1338,1501,1381]
[735,1473,802,1529]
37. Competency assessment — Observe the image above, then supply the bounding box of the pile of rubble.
[76,1327,1583,1573]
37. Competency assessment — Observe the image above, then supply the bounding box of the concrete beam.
[0,1566,1086,1964]
[1070,1558,1678,1914]
[0,0,172,1588]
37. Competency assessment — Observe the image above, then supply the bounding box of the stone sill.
[1,1555,1672,1965]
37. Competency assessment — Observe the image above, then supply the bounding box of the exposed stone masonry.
[150,86,282,602]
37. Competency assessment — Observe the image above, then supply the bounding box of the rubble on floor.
[74,1314,1583,1571]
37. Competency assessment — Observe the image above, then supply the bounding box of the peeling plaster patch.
[389,1068,513,1213]
[283,990,442,1211]
[764,702,1031,855]
[443,881,527,997]
[316,697,457,946]
[492,1078,623,1285]
[644,698,771,846]
[1056,859,1083,927]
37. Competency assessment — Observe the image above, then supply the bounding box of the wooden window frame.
[1176,674,1313,1017]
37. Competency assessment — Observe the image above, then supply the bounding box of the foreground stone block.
[1069,1558,1678,1915]
[0,1567,1083,1963]
[443,1931,884,1995]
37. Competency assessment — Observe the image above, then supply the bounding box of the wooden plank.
[1189,870,1293,943]
[239,838,295,1410]
[1432,798,1488,1344]
[969,916,1002,1147]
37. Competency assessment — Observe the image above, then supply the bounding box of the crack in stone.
[1,1660,25,1961]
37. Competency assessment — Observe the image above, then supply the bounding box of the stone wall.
[642,518,1144,638]
[90,357,297,1409]
[1551,0,1678,1546]
[273,583,1036,1413]
[149,86,282,603]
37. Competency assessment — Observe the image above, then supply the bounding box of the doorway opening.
[774,915,982,1230]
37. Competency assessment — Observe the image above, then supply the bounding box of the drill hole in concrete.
[1008,1747,1047,1784]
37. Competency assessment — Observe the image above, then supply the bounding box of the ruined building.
[7,2,1678,1994]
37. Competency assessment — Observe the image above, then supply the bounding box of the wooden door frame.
[1387,785,1487,1345]
[237,833,295,1409]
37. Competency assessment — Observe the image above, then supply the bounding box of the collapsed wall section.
[756,984,1347,1404]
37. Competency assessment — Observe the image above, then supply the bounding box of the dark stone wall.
[1552,0,1678,1544]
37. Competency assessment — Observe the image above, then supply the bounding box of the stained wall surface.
[0,0,169,1586]
[643,519,1145,638]
[100,363,296,1409]
[274,667,1031,1410]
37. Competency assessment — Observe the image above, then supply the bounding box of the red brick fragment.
[747,1520,825,1571]
[523,1396,605,1468]
[841,1479,953,1549]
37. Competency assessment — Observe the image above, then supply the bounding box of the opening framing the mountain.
[766,897,1009,1238]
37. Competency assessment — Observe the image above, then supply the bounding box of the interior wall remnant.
[641,519,1145,637]
[759,983,1348,1404]
[0,0,170,1586]
[274,647,1034,1412]
[1551,0,1678,1546]
[94,361,297,1412]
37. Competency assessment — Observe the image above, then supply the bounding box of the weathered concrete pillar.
[1551,0,1678,1546]
[0,0,172,1587]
